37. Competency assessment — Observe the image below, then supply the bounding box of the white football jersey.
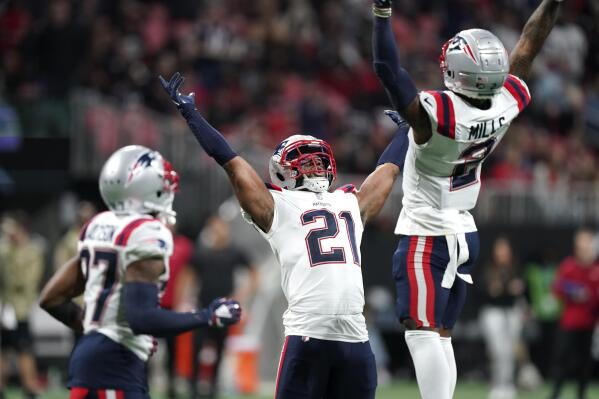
[396,74,531,236]
[246,184,368,342]
[78,211,173,361]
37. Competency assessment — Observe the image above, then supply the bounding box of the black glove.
[373,0,393,17]
[206,297,242,327]
[374,0,392,8]
[159,72,196,109]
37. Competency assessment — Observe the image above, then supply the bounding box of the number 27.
[301,209,360,267]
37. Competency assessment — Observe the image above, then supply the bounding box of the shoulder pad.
[422,90,456,139]
[504,74,531,111]
[78,211,108,241]
[265,182,283,191]
[113,217,158,246]
[337,184,357,194]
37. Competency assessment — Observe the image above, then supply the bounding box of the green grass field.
[6,382,599,399]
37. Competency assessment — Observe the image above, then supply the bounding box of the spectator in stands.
[159,224,194,399]
[0,211,44,399]
[548,227,599,399]
[182,215,258,398]
[478,237,527,399]
[53,200,96,271]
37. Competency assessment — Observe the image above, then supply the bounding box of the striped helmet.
[269,135,337,193]
[440,29,509,99]
[99,145,179,224]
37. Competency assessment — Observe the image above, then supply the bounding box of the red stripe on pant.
[70,388,89,399]
[422,237,436,328]
[275,336,290,398]
[407,236,420,327]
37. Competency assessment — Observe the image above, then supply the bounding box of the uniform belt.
[442,233,473,288]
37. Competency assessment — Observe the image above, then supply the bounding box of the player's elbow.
[38,286,59,311]
[38,293,52,311]
[373,61,395,88]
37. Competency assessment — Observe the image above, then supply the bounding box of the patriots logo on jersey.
[447,36,478,65]
[127,152,157,183]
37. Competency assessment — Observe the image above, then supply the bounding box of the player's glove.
[373,0,392,18]
[159,72,196,109]
[384,110,408,128]
[206,297,242,327]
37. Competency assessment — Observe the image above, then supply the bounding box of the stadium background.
[1,0,599,397]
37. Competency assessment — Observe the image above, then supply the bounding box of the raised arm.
[372,0,431,144]
[509,0,564,80]
[39,256,85,333]
[356,113,409,224]
[159,73,274,233]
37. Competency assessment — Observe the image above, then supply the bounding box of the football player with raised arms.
[39,146,241,399]
[159,72,409,398]
[371,0,563,398]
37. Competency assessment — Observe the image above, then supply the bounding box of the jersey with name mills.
[396,74,531,236]
[78,211,173,361]
[246,185,368,342]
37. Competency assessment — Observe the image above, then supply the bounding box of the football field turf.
[7,382,599,399]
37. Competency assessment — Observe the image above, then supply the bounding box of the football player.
[371,1,563,398]
[160,72,409,399]
[39,146,241,399]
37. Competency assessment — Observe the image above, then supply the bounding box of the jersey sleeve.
[241,187,281,239]
[122,221,174,268]
[418,91,456,140]
[503,74,531,112]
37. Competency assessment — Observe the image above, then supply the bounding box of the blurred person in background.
[53,201,97,272]
[180,215,257,399]
[548,227,599,399]
[0,211,44,399]
[478,237,526,399]
[159,224,194,399]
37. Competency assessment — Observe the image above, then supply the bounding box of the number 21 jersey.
[396,74,531,236]
[246,185,367,342]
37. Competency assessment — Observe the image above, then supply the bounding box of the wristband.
[373,6,392,18]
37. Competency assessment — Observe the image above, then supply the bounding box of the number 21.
[301,209,360,267]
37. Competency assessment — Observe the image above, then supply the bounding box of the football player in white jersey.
[160,72,409,399]
[371,1,563,398]
[39,146,241,399]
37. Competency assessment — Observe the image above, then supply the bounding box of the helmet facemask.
[270,138,337,193]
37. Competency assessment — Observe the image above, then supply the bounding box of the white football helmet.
[99,145,179,224]
[440,29,509,99]
[269,135,337,193]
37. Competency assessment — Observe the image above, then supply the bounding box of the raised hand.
[159,72,196,108]
[207,297,242,327]
[384,110,408,128]
[373,0,392,8]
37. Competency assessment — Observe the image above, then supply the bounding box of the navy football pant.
[275,336,377,399]
[68,332,149,398]
[392,233,479,329]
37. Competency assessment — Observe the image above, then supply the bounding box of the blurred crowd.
[1,0,599,181]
